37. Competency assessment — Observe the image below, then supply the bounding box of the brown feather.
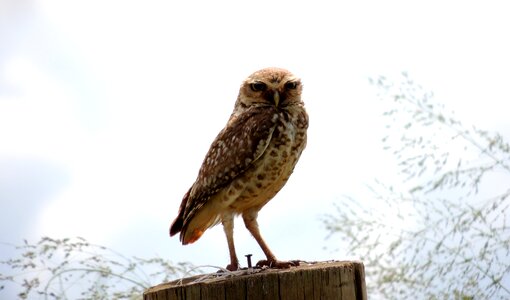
[171,105,278,244]
[169,188,190,236]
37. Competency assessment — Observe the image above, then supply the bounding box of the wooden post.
[144,261,367,300]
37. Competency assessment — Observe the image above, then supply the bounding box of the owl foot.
[256,259,300,269]
[225,263,240,271]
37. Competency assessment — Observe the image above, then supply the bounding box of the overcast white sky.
[1,0,509,289]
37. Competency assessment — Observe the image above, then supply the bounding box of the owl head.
[234,67,303,111]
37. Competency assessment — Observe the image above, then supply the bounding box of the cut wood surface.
[144,260,366,300]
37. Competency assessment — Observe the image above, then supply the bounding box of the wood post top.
[144,260,366,300]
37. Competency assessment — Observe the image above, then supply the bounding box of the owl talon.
[225,263,240,271]
[256,259,299,269]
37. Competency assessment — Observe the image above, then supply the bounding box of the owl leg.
[221,215,240,271]
[242,211,299,269]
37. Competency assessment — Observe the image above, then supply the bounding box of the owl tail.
[170,214,207,245]
[169,188,191,238]
[169,216,183,236]
[170,188,219,245]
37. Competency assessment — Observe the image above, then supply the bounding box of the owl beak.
[273,91,280,107]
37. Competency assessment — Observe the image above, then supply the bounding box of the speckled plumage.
[170,67,308,270]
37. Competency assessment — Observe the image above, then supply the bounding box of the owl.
[170,67,308,271]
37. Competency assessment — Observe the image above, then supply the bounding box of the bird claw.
[256,259,300,269]
[225,263,240,271]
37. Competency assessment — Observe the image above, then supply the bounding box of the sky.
[1,0,510,294]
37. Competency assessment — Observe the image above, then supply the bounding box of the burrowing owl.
[170,67,308,271]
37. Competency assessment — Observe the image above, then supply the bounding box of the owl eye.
[250,82,267,92]
[284,81,298,90]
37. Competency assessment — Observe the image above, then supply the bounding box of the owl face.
[236,68,303,109]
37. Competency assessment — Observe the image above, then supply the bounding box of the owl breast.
[224,106,308,213]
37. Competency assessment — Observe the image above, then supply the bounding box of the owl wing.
[170,106,277,238]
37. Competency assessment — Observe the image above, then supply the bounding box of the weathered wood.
[144,261,366,300]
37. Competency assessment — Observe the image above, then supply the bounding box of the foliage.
[0,237,192,299]
[323,73,510,299]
